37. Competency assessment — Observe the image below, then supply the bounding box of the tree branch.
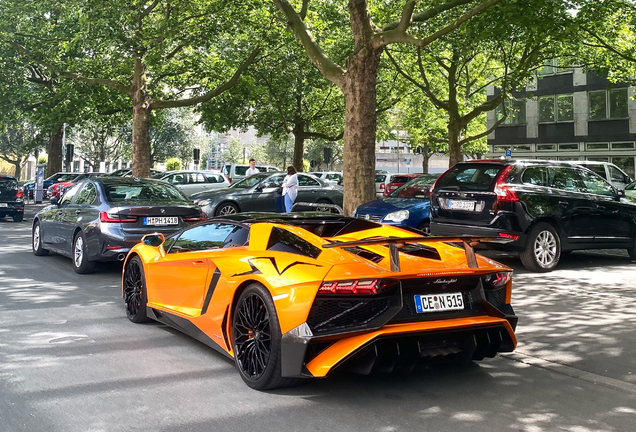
[300,0,309,20]
[304,130,344,141]
[140,0,162,20]
[457,115,505,146]
[382,0,475,31]
[580,26,636,64]
[272,0,345,85]
[150,47,261,109]
[4,40,131,94]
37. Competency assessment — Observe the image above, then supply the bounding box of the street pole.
[396,132,400,173]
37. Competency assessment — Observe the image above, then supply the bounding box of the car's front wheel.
[72,231,96,274]
[123,256,150,323]
[232,283,301,390]
[32,221,49,256]
[520,222,561,272]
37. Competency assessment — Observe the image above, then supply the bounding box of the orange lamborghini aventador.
[122,214,517,390]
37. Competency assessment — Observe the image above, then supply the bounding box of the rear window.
[391,176,412,184]
[435,164,505,191]
[375,174,386,183]
[389,175,439,198]
[104,183,188,203]
[0,178,17,190]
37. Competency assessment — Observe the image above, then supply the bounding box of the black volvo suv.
[0,175,25,222]
[430,160,636,272]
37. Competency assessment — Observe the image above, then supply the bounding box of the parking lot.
[1,204,635,432]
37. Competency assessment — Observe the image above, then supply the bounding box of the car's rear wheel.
[315,199,332,213]
[520,222,561,272]
[215,202,239,216]
[32,221,49,256]
[12,213,23,222]
[72,231,96,274]
[123,256,150,323]
[232,283,301,390]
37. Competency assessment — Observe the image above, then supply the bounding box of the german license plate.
[448,200,476,211]
[144,216,178,226]
[414,293,464,313]
[0,203,7,207]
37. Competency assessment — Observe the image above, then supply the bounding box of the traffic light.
[193,148,200,165]
[323,147,332,165]
[65,144,74,163]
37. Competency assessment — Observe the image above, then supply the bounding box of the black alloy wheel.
[232,283,301,390]
[123,256,149,323]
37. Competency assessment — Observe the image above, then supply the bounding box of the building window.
[559,143,579,151]
[611,142,635,150]
[496,99,526,125]
[537,157,557,160]
[587,156,610,162]
[537,144,556,151]
[559,156,581,161]
[538,58,574,76]
[586,142,609,151]
[513,145,532,151]
[493,145,510,153]
[589,89,628,120]
[539,95,573,122]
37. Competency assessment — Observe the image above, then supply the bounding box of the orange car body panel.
[123,220,516,376]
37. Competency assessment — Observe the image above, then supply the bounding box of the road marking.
[502,351,636,396]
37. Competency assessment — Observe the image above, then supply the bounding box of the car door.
[204,173,228,190]
[297,174,323,203]
[241,174,283,212]
[575,168,632,244]
[68,181,101,252]
[146,223,246,315]
[47,183,83,252]
[547,167,594,244]
[180,172,207,196]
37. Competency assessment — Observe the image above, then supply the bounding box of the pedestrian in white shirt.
[245,158,260,177]
[282,166,299,213]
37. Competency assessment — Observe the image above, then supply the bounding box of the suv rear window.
[0,178,17,189]
[375,174,386,183]
[436,164,505,191]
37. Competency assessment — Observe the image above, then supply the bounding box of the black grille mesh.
[485,288,506,310]
[307,296,392,334]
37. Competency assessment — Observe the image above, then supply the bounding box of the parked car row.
[357,160,636,273]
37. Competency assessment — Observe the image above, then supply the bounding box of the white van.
[223,164,281,183]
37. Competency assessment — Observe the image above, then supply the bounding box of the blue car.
[23,172,76,198]
[354,174,439,233]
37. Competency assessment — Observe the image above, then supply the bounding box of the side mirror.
[142,233,165,247]
[50,196,59,206]
[617,189,626,198]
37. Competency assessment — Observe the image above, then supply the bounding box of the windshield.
[234,166,268,176]
[230,173,270,188]
[104,182,189,203]
[389,175,439,198]
[435,164,505,191]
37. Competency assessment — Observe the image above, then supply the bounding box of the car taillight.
[494,165,518,202]
[228,177,232,183]
[483,271,512,289]
[183,213,207,222]
[380,184,385,190]
[319,279,379,294]
[16,189,23,201]
[100,212,138,223]
[498,232,519,241]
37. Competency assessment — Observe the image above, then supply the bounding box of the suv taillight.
[16,189,23,200]
[494,165,518,202]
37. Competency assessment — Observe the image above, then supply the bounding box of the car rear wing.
[323,236,506,272]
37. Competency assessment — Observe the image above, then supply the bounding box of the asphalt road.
[1,204,635,432]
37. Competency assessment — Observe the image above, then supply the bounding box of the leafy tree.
[305,139,343,170]
[0,118,43,179]
[1,0,264,178]
[384,2,571,165]
[272,0,507,214]
[222,137,245,164]
[68,120,128,172]
[165,158,182,171]
[150,108,206,166]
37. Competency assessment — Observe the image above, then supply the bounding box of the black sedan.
[32,177,205,273]
[0,175,25,222]
[190,172,343,217]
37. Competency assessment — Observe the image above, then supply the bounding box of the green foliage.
[165,158,182,171]
[305,139,343,169]
[0,117,42,178]
[222,137,245,164]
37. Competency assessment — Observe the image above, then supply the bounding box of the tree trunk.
[448,120,463,166]
[422,146,430,174]
[292,124,305,171]
[341,48,381,216]
[47,124,64,177]
[13,160,22,180]
[131,58,151,178]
